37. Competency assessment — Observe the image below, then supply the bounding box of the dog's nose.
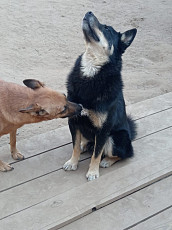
[87,11,93,17]
[84,11,94,20]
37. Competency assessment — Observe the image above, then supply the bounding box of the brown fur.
[0,79,82,172]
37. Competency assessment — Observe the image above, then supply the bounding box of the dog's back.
[0,79,82,172]
[0,79,47,134]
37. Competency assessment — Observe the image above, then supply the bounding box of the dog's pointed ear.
[23,79,45,90]
[120,28,137,53]
[19,103,49,116]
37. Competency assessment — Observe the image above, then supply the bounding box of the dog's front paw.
[12,151,24,161]
[0,160,14,172]
[86,170,99,181]
[63,159,78,171]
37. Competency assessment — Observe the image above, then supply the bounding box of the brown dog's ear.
[23,79,45,90]
[19,104,49,116]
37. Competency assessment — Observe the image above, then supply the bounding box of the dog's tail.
[127,116,137,141]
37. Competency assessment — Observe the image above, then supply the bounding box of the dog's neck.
[81,46,109,77]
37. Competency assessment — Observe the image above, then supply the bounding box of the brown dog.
[0,79,82,172]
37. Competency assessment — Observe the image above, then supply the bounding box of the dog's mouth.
[82,12,100,42]
[59,103,83,118]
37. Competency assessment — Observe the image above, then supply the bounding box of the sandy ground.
[0,0,172,147]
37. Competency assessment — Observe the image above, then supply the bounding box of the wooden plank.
[0,108,171,192]
[0,126,71,164]
[0,128,171,230]
[0,159,90,219]
[131,208,172,230]
[1,92,171,164]
[127,92,172,120]
[1,166,171,230]
[134,108,172,140]
[0,144,90,192]
[60,177,172,230]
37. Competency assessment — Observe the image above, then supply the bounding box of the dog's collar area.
[80,62,101,78]
[80,50,109,78]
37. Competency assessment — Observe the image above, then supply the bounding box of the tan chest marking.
[88,110,107,128]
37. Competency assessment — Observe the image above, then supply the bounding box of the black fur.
[67,12,137,161]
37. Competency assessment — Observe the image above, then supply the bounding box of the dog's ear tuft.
[120,28,137,53]
[23,79,45,90]
[19,103,49,116]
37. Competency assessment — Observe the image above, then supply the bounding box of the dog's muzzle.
[82,12,100,42]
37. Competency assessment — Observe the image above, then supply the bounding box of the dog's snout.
[73,103,83,115]
[86,11,93,17]
[84,11,94,21]
[65,101,83,118]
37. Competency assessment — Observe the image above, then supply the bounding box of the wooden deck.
[0,92,172,230]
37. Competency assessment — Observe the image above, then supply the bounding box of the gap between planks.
[124,205,172,230]
[59,176,172,230]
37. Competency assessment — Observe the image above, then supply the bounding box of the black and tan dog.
[63,12,137,181]
[0,79,82,172]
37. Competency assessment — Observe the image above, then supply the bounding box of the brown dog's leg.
[0,160,14,172]
[63,130,81,171]
[10,130,24,160]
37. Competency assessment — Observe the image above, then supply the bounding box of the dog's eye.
[104,25,109,30]
[62,106,67,113]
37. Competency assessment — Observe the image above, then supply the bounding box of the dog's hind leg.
[10,129,24,160]
[100,137,121,168]
[0,160,14,172]
[100,156,120,168]
[111,130,134,159]
[63,129,81,171]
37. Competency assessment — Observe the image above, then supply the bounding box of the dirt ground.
[0,0,172,147]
